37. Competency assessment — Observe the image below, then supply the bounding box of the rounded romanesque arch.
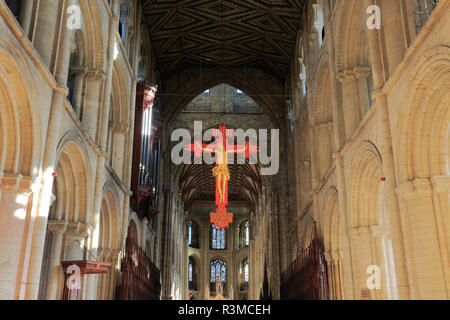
[322,186,346,300]
[96,185,121,300]
[350,142,386,228]
[78,0,106,70]
[323,187,340,252]
[53,134,93,223]
[38,135,93,300]
[397,46,450,182]
[311,56,334,180]
[334,0,370,71]
[349,142,398,299]
[0,38,40,178]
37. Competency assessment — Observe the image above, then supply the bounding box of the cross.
[185,123,259,229]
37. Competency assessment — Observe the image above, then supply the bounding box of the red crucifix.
[185,123,259,229]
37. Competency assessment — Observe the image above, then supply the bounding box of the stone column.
[45,220,68,300]
[0,176,33,299]
[396,178,450,299]
[24,0,77,299]
[32,0,61,68]
[373,90,410,299]
[369,225,398,300]
[70,66,87,117]
[19,0,37,40]
[349,227,374,299]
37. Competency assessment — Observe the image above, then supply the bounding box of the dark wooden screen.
[116,236,161,300]
[280,229,329,300]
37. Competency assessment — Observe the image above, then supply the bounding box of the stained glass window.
[239,220,250,248]
[188,222,192,246]
[244,260,249,282]
[210,260,226,283]
[189,220,199,248]
[244,221,249,247]
[188,262,193,281]
[211,225,225,249]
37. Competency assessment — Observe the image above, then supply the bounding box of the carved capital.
[85,68,106,81]
[47,220,68,234]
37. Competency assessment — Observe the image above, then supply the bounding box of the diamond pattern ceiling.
[141,0,304,80]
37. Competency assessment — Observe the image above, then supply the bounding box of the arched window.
[188,256,197,291]
[239,221,250,248]
[210,259,226,283]
[188,220,199,248]
[240,258,249,291]
[210,225,226,250]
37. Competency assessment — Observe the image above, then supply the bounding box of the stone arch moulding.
[0,37,41,178]
[54,131,94,223]
[100,181,122,250]
[334,0,368,71]
[350,140,385,228]
[78,0,106,69]
[396,46,450,182]
[322,186,340,251]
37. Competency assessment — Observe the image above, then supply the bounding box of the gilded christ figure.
[196,141,248,203]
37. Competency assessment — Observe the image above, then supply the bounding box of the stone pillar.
[349,227,374,299]
[33,0,60,68]
[0,176,33,299]
[70,67,87,117]
[45,220,68,300]
[369,225,398,300]
[19,0,37,40]
[396,178,450,299]
[24,0,76,298]
[373,90,410,299]
[82,69,105,140]
[337,70,364,140]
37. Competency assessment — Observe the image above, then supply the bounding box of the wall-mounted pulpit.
[61,260,112,300]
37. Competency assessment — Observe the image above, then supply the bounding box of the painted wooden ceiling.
[179,162,262,211]
[141,0,304,80]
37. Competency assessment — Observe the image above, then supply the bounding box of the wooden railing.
[116,237,161,300]
[280,234,329,300]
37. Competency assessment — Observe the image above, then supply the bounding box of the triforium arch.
[38,135,93,300]
[397,46,450,181]
[53,133,93,223]
[0,38,40,178]
[395,45,450,299]
[310,54,334,180]
[77,0,106,70]
[349,142,397,300]
[96,184,121,300]
[334,0,375,139]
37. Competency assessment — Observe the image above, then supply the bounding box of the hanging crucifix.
[185,123,259,229]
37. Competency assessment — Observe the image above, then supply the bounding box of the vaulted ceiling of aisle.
[141,0,304,80]
[179,162,262,211]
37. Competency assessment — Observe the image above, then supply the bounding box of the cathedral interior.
[0,0,449,301]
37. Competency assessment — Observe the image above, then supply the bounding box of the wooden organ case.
[130,82,162,221]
